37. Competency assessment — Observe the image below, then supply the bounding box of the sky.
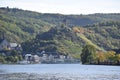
[0,0,120,14]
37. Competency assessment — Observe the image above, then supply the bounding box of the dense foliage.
[0,7,120,61]
[0,7,53,43]
[0,7,120,43]
[80,45,120,65]
[22,26,82,58]
[83,21,120,50]
[81,45,96,64]
[0,50,23,64]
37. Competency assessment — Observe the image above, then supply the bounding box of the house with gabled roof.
[0,39,10,51]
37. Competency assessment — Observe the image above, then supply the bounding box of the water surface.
[0,64,120,80]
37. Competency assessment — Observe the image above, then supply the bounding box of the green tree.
[11,50,19,57]
[81,44,96,64]
[95,51,106,64]
[5,56,15,63]
[105,51,116,61]
[18,55,23,61]
[0,56,6,63]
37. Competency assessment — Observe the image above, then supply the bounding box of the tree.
[0,56,6,63]
[81,44,96,64]
[95,51,106,64]
[11,50,19,57]
[116,54,120,60]
[105,51,116,61]
[5,56,15,63]
[18,55,23,61]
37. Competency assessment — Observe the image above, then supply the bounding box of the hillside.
[0,7,120,43]
[22,26,83,58]
[0,7,120,54]
[22,22,120,58]
[22,21,120,55]
[76,33,104,51]
[74,21,120,50]
[0,7,54,43]
[83,21,120,50]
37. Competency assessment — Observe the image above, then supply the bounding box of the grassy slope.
[76,33,104,51]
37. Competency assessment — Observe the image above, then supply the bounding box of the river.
[0,64,120,80]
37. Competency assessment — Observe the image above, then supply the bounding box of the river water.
[0,64,120,80]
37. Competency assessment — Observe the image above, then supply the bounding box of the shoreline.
[1,63,120,66]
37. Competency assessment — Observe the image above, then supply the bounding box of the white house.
[10,43,18,50]
[48,54,54,61]
[42,54,48,61]
[59,55,65,59]
[10,43,22,51]
[32,55,40,63]
[25,54,32,63]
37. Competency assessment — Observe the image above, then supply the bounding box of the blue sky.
[0,0,120,14]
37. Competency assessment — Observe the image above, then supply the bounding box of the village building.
[0,39,10,51]
[0,32,22,52]
[32,55,40,63]
[10,43,18,50]
[0,39,22,51]
[25,54,32,63]
[41,54,49,63]
[24,54,40,63]
[23,51,79,64]
[48,54,54,61]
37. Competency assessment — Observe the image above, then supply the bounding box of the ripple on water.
[0,73,120,80]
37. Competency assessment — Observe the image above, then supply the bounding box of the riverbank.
[0,73,120,80]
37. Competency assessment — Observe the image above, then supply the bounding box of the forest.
[0,7,120,64]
